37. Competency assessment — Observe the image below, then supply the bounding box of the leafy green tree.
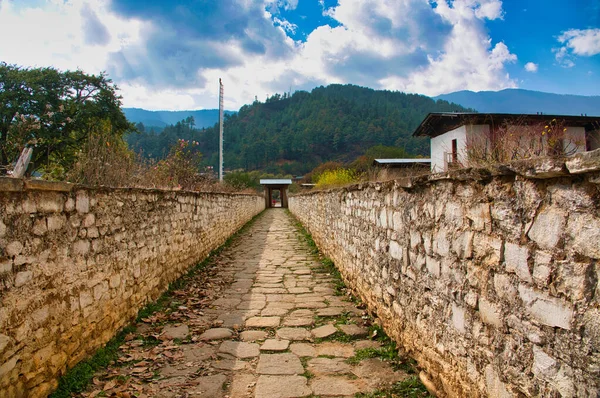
[126,84,472,176]
[0,63,132,176]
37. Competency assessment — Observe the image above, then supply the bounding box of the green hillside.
[128,84,472,175]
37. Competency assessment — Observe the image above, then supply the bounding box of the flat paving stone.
[289,343,316,357]
[161,324,189,340]
[240,330,268,342]
[353,358,409,388]
[181,344,216,362]
[253,287,288,294]
[283,317,314,327]
[276,327,312,341]
[267,294,296,302]
[255,375,312,398]
[339,324,368,337]
[218,341,260,359]
[262,307,290,316]
[257,353,304,375]
[237,300,267,310]
[229,373,256,398]
[317,307,345,317]
[295,301,327,309]
[307,357,352,376]
[288,287,311,294]
[266,301,296,309]
[288,309,314,318]
[261,339,290,351]
[354,340,382,350]
[245,316,281,328]
[199,328,234,341]
[212,298,242,308]
[311,324,338,338]
[212,358,248,371]
[310,376,362,396]
[218,311,259,328]
[316,342,355,358]
[314,287,335,294]
[293,269,311,275]
[190,374,228,397]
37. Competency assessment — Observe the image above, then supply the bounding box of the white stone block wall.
[0,178,264,397]
[289,158,600,397]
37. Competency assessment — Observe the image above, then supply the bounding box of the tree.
[0,63,133,176]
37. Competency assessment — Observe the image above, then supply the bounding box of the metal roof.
[260,179,292,185]
[412,112,600,138]
[374,159,431,164]
[373,159,431,168]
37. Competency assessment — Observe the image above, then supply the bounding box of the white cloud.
[524,62,538,72]
[0,0,520,110]
[553,28,600,69]
[558,28,600,56]
[273,17,298,34]
[553,46,576,68]
[0,0,144,74]
[265,0,299,12]
[380,0,517,95]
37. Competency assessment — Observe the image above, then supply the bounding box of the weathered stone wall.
[289,154,600,397]
[0,178,264,397]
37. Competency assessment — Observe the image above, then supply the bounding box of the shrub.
[223,171,262,191]
[466,118,583,166]
[145,139,204,190]
[315,168,361,188]
[66,120,138,185]
[305,161,344,183]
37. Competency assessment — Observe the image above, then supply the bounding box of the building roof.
[412,112,600,138]
[373,159,431,168]
[260,179,292,185]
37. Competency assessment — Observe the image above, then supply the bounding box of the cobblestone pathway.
[80,209,413,398]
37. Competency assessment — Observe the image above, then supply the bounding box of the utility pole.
[219,78,224,182]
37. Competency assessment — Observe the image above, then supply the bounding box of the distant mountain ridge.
[434,89,600,116]
[123,108,236,129]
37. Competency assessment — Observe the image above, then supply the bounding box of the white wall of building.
[430,125,489,172]
[431,126,465,172]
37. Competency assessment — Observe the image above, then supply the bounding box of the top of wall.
[294,149,600,197]
[0,178,261,197]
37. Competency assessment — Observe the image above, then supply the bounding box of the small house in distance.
[413,113,600,172]
[260,179,292,208]
[372,159,431,180]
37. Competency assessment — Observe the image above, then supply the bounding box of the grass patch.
[347,325,417,374]
[354,376,432,398]
[302,369,315,379]
[51,211,265,398]
[49,325,136,398]
[313,311,351,328]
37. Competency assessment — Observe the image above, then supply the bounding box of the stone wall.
[0,178,264,397]
[289,153,600,397]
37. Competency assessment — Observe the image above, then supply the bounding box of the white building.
[413,113,600,172]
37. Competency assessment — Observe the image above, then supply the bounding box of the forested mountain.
[127,84,472,175]
[434,89,600,116]
[123,108,235,131]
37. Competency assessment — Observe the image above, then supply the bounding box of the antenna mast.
[219,78,224,182]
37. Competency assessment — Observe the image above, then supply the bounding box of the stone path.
[80,209,412,398]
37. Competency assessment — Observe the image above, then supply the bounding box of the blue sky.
[0,0,598,110]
